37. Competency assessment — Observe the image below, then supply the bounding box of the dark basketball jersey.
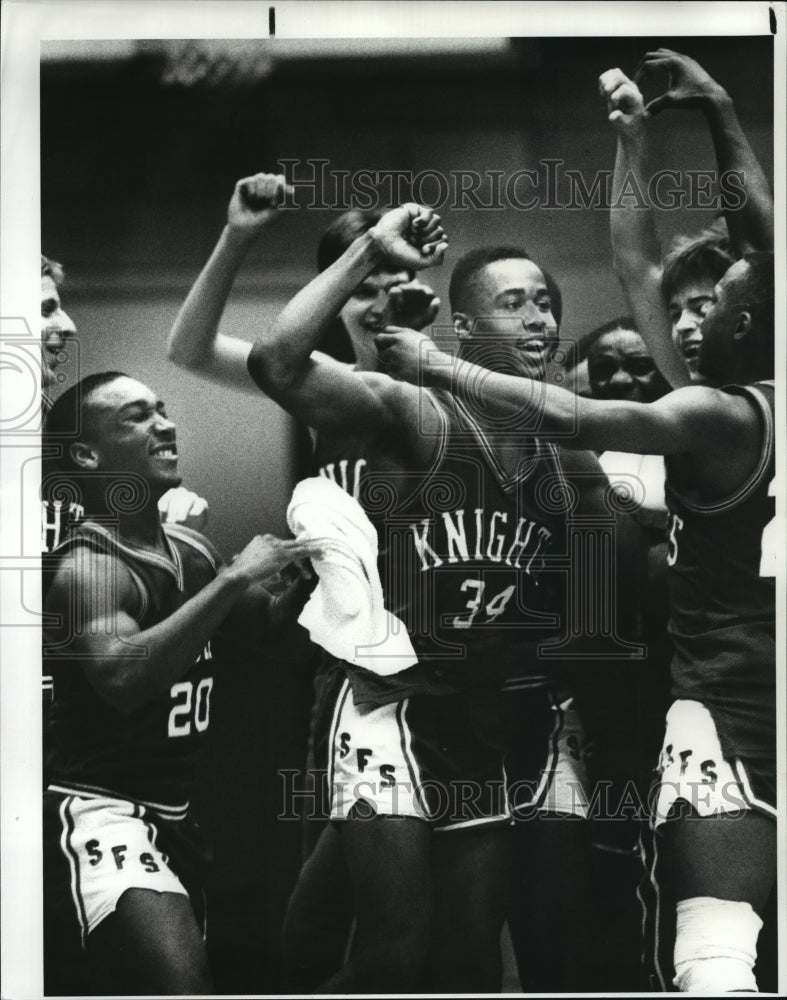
[45,521,222,813]
[41,450,86,703]
[313,387,569,704]
[664,381,775,759]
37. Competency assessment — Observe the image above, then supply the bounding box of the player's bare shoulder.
[43,536,141,640]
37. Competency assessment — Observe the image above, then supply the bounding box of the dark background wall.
[41,34,774,993]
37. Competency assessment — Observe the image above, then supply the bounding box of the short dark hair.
[579,316,638,364]
[41,254,65,285]
[316,209,411,363]
[44,371,129,469]
[736,252,774,348]
[448,246,563,327]
[317,209,383,273]
[662,224,735,302]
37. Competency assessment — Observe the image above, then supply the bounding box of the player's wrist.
[218,564,253,594]
[359,227,389,269]
[222,223,261,250]
[425,349,458,390]
[702,88,734,119]
[617,122,647,147]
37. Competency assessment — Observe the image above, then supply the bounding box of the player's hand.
[374,327,450,385]
[158,487,209,532]
[387,280,440,332]
[634,49,728,116]
[370,205,448,271]
[226,533,323,587]
[227,172,293,231]
[599,69,647,136]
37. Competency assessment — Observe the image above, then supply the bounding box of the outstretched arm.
[45,533,320,714]
[167,172,292,395]
[637,48,773,255]
[375,329,754,459]
[600,68,691,390]
[246,203,447,433]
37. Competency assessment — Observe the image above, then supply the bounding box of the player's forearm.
[610,131,661,277]
[426,353,582,441]
[167,226,256,370]
[426,353,674,454]
[703,92,774,254]
[248,231,383,391]
[88,569,251,713]
[612,135,691,389]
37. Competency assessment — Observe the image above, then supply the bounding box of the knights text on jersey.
[44,521,222,814]
[664,381,776,759]
[313,388,570,704]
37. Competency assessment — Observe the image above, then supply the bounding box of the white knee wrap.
[673,896,762,993]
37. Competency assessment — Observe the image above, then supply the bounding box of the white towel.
[286,476,417,675]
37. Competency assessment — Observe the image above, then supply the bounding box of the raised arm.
[600,68,691,390]
[167,172,292,395]
[246,203,447,433]
[637,49,773,255]
[45,533,320,714]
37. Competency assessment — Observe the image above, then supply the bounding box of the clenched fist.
[599,68,647,137]
[227,172,293,232]
[374,327,450,385]
[387,280,441,332]
[370,204,448,272]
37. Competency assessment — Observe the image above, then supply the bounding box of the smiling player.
[42,372,320,996]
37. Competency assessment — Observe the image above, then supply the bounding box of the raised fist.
[599,68,647,135]
[370,204,448,272]
[387,280,440,332]
[227,172,293,231]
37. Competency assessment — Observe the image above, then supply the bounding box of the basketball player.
[40,254,209,549]
[40,254,77,401]
[42,372,321,995]
[600,63,776,992]
[40,258,210,733]
[168,175,570,989]
[604,50,773,390]
[377,232,776,994]
[168,167,629,989]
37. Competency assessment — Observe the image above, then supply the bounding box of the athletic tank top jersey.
[313,388,569,704]
[45,521,222,813]
[41,451,86,704]
[664,381,776,760]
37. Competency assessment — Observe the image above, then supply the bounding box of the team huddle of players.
[41,52,775,995]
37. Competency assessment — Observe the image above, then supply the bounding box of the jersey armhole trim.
[668,383,773,515]
[421,388,450,475]
[162,524,221,575]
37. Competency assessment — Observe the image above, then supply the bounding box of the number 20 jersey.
[45,521,222,815]
[665,381,776,761]
[313,387,570,705]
